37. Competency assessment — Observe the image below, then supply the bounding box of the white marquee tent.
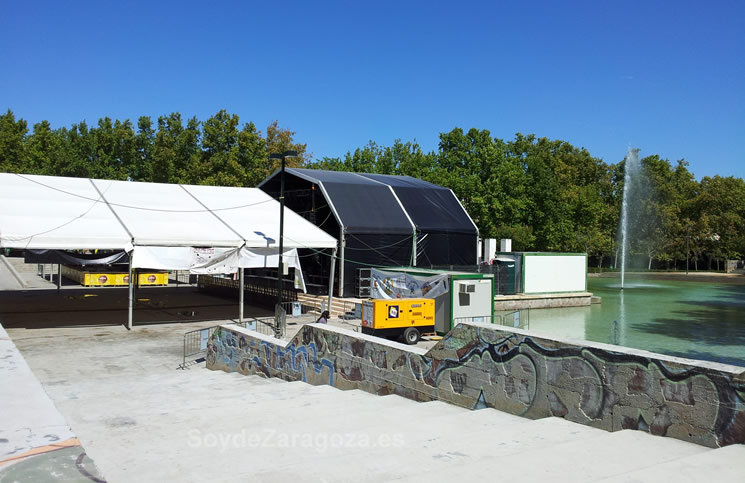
[0,173,339,328]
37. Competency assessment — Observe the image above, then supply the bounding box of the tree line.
[1,109,743,269]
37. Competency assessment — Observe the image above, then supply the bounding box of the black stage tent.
[259,169,478,297]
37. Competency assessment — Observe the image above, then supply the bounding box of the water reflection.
[508,276,745,367]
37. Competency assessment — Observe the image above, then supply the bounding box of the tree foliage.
[1,108,743,267]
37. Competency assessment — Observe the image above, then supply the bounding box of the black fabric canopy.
[359,173,477,233]
[259,168,478,296]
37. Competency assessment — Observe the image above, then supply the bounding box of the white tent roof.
[0,173,337,251]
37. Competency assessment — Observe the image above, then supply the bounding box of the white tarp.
[132,246,307,291]
[131,246,304,273]
[0,174,337,277]
[370,268,449,299]
[0,175,133,250]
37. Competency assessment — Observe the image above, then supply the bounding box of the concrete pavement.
[3,319,743,482]
[0,323,105,481]
[1,267,743,481]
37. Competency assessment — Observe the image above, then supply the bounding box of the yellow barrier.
[61,265,168,287]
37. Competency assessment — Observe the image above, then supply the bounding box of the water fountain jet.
[619,147,640,289]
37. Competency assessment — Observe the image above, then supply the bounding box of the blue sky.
[1,0,743,179]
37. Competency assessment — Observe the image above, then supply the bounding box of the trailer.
[360,298,435,344]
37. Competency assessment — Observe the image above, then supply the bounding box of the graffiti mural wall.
[207,323,745,448]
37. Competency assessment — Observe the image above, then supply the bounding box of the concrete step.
[4,257,48,274]
[0,257,23,290]
[400,424,710,482]
[51,362,730,483]
[296,293,362,317]
[0,256,57,288]
[598,443,745,482]
[250,413,606,481]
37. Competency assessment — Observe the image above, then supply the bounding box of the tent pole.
[412,230,417,267]
[339,230,345,298]
[238,267,244,323]
[327,248,337,313]
[127,252,133,331]
[57,264,62,290]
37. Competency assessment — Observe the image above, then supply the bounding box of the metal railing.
[37,263,56,281]
[170,270,196,285]
[453,316,492,325]
[277,301,316,318]
[495,309,530,330]
[179,315,281,369]
[428,262,522,295]
[453,309,530,330]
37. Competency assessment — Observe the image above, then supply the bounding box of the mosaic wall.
[207,323,745,448]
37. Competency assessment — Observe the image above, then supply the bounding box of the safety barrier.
[453,309,530,330]
[494,309,530,329]
[180,316,278,369]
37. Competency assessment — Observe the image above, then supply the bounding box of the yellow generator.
[360,298,435,345]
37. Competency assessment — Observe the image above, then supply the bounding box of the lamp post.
[270,150,298,336]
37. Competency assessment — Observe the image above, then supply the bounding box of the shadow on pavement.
[0,286,273,329]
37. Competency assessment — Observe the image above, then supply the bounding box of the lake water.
[510,275,745,368]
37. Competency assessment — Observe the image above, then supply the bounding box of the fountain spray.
[619,147,640,289]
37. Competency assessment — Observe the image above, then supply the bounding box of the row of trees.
[316,132,745,269]
[1,109,743,269]
[0,109,307,188]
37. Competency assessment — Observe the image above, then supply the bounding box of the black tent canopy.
[259,168,478,296]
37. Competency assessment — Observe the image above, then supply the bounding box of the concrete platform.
[3,320,743,482]
[0,323,105,481]
[1,268,743,481]
[494,291,593,310]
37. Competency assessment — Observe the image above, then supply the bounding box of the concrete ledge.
[0,323,105,480]
[209,320,745,448]
[0,255,27,288]
[494,292,592,310]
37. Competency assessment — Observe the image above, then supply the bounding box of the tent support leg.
[339,230,345,298]
[412,230,417,267]
[127,253,133,331]
[57,264,62,290]
[238,267,244,324]
[327,248,337,313]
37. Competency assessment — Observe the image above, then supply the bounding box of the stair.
[3,256,49,274]
[34,359,745,482]
[296,292,363,318]
[0,256,56,289]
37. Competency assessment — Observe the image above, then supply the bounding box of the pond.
[512,275,745,368]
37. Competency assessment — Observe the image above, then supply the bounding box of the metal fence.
[277,301,316,318]
[495,309,530,330]
[428,262,522,295]
[179,315,282,369]
[37,263,56,281]
[170,270,196,285]
[453,309,530,330]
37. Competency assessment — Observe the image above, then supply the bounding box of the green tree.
[389,140,436,179]
[112,119,138,181]
[436,128,516,242]
[200,110,242,186]
[695,176,745,264]
[152,113,192,183]
[236,121,268,187]
[132,116,155,181]
[26,120,60,175]
[0,109,28,173]
[266,120,308,171]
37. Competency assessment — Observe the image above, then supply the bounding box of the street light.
[270,150,298,336]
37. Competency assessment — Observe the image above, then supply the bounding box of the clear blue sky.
[2,0,743,179]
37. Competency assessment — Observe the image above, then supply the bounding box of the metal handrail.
[179,315,280,369]
[453,309,530,330]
